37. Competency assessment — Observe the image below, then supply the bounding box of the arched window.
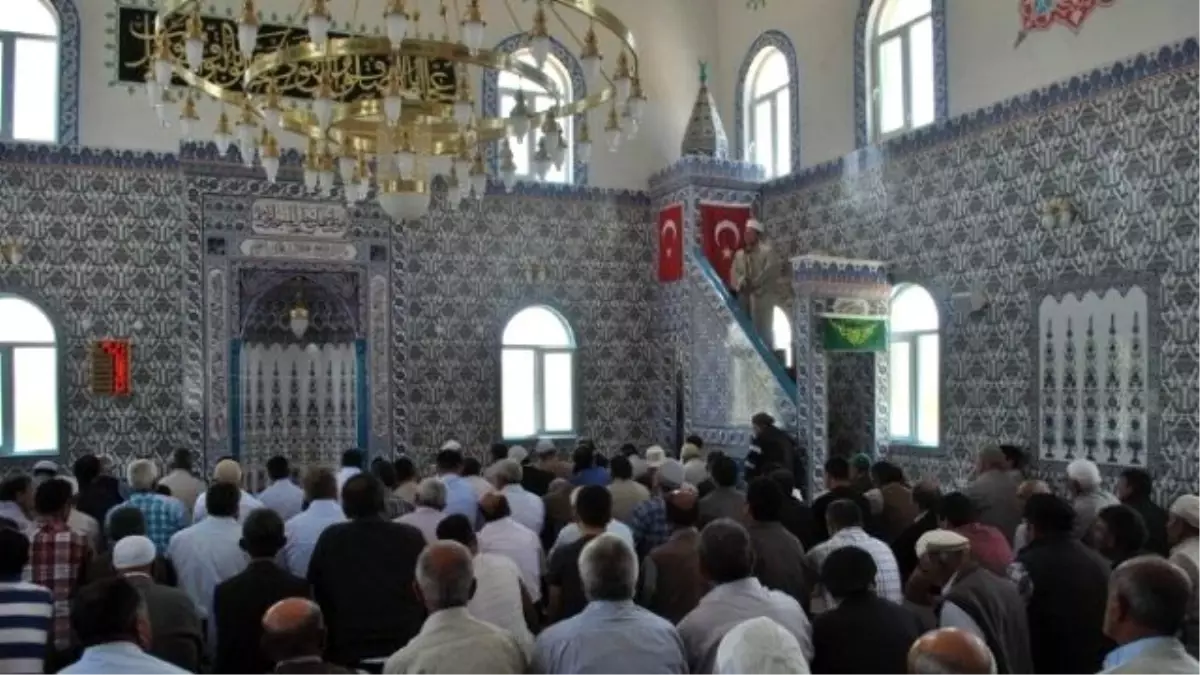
[771,306,793,368]
[888,284,938,446]
[744,46,791,179]
[498,50,573,184]
[0,0,59,143]
[869,0,934,141]
[501,306,576,439]
[0,295,58,454]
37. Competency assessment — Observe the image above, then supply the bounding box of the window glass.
[909,17,935,128]
[751,49,788,96]
[889,285,937,332]
[1,0,58,36]
[13,38,57,142]
[753,100,772,173]
[917,333,939,444]
[771,306,792,368]
[501,305,577,439]
[13,346,56,452]
[0,297,55,342]
[501,349,536,439]
[503,306,574,347]
[542,352,573,432]
[878,0,931,33]
[774,89,791,175]
[877,36,905,135]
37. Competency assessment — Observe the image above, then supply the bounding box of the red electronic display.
[91,340,131,396]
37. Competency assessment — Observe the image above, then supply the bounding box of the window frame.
[744,47,790,179]
[0,294,61,458]
[869,0,933,143]
[500,306,578,441]
[888,284,939,448]
[0,0,60,144]
[497,50,573,185]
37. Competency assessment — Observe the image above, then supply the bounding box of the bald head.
[908,628,996,674]
[1017,479,1051,503]
[262,598,325,662]
[415,541,474,612]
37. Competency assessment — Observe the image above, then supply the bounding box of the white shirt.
[68,509,102,553]
[382,607,526,675]
[191,489,265,523]
[552,520,635,555]
[257,479,305,521]
[502,485,545,535]
[282,500,346,578]
[467,475,493,499]
[336,467,361,497]
[395,507,446,544]
[166,516,248,620]
[478,517,544,603]
[469,552,535,658]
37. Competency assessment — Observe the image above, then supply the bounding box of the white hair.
[715,617,811,674]
[1066,458,1102,491]
[415,541,474,610]
[493,459,522,486]
[579,533,638,601]
[415,477,447,510]
[126,459,159,492]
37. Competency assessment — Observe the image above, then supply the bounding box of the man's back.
[308,519,427,665]
[166,517,247,620]
[282,501,346,577]
[158,470,205,517]
[534,601,686,674]
[29,520,90,652]
[214,561,311,674]
[1103,638,1200,674]
[810,486,873,543]
[0,580,52,674]
[678,577,812,674]
[383,607,526,674]
[697,487,745,527]
[126,575,202,673]
[811,594,925,674]
[965,470,1022,542]
[746,521,809,607]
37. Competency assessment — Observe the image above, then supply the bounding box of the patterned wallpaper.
[763,43,1199,497]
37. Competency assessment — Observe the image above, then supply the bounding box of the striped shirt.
[0,579,53,674]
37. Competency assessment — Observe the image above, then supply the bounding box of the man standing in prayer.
[639,488,704,623]
[112,535,202,672]
[744,477,809,609]
[523,440,562,495]
[1116,468,1170,555]
[106,459,185,554]
[336,449,364,497]
[1101,555,1200,673]
[436,446,482,527]
[29,478,91,666]
[258,456,306,521]
[308,474,427,668]
[807,499,902,606]
[192,459,265,522]
[608,456,651,524]
[677,519,812,673]
[698,454,746,527]
[477,493,544,605]
[1067,458,1119,543]
[395,477,448,544]
[546,486,622,623]
[1167,494,1200,655]
[492,459,545,534]
[262,598,353,674]
[157,449,206,518]
[392,457,420,505]
[282,468,346,578]
[58,579,189,674]
[0,527,52,674]
[383,541,526,674]
[938,491,1013,575]
[964,446,1023,543]
[730,218,786,341]
[534,534,687,673]
[629,457,687,555]
[915,529,1033,674]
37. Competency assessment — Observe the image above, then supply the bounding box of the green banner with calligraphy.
[115,6,457,102]
[821,316,888,352]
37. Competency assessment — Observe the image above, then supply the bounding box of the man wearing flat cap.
[915,529,1033,674]
[731,218,787,343]
[1167,494,1200,655]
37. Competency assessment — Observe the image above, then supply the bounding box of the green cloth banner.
[822,316,888,352]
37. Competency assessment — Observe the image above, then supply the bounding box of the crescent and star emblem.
[660,218,678,258]
[714,219,741,260]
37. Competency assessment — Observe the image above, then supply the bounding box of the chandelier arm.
[549,0,638,75]
[546,3,613,88]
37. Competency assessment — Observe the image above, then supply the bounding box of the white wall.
[712,0,1198,173]
[75,0,716,190]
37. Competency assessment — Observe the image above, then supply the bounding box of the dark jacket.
[811,593,926,674]
[1017,535,1112,673]
[641,528,704,623]
[274,658,355,674]
[1123,495,1170,556]
[751,425,798,477]
[75,477,124,538]
[811,485,874,544]
[892,511,938,583]
[697,487,746,527]
[964,470,1023,543]
[521,465,555,497]
[939,564,1033,675]
[125,574,203,673]
[779,496,817,551]
[308,518,427,666]
[214,560,311,674]
[746,521,809,610]
[878,483,918,543]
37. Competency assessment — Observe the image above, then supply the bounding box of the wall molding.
[733,30,801,173]
[46,0,81,146]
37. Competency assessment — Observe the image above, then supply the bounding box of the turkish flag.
[657,204,684,283]
[699,202,752,287]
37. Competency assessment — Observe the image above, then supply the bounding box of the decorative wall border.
[733,30,800,173]
[46,0,80,146]
[853,0,948,149]
[480,32,588,186]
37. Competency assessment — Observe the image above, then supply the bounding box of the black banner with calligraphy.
[116,6,457,103]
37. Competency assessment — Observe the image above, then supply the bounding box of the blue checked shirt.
[629,497,671,557]
[107,493,186,554]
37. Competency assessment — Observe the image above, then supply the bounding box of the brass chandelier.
[144,0,646,221]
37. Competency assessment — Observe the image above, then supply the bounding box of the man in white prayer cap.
[1167,494,1200,654]
[916,529,1032,674]
[113,536,203,671]
[730,218,786,341]
[715,616,811,674]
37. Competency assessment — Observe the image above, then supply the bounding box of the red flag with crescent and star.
[699,201,752,288]
[657,203,684,283]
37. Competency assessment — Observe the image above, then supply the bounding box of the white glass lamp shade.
[511,114,530,140]
[530,36,550,68]
[214,130,233,156]
[289,308,309,338]
[385,11,409,48]
[337,156,356,184]
[544,123,560,153]
[605,126,621,151]
[501,165,517,193]
[236,122,257,153]
[262,105,282,130]
[240,142,257,167]
[178,116,194,141]
[615,76,632,102]
[262,155,280,183]
[237,21,259,58]
[320,170,336,197]
[145,80,161,109]
[156,98,176,128]
[470,171,487,197]
[303,167,319,192]
[308,14,331,48]
[576,137,593,164]
[378,190,402,222]
[394,149,415,177]
[186,37,205,72]
[628,95,646,123]
[154,58,173,88]
[461,19,484,51]
[453,99,472,127]
[312,98,333,129]
[384,95,403,124]
[399,190,431,220]
[551,139,566,169]
[533,155,551,180]
[427,154,452,177]
[581,54,601,83]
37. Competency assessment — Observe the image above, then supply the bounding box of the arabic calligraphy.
[117,7,457,102]
[251,199,350,239]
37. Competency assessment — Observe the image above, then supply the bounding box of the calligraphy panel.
[116,7,458,102]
